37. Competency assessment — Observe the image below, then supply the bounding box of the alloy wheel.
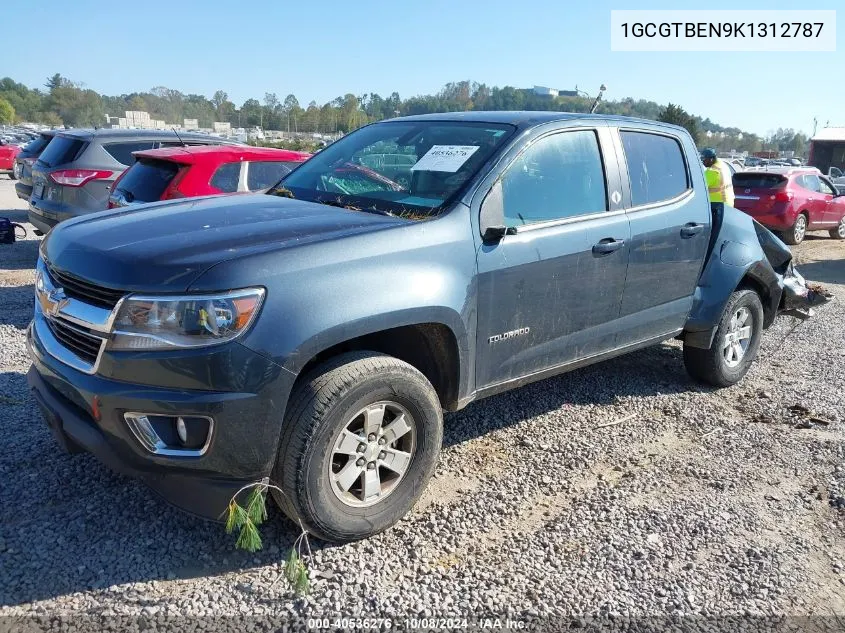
[722,307,753,368]
[794,215,807,243]
[327,401,416,507]
[838,218,845,239]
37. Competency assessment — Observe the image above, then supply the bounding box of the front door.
[475,127,630,390]
[613,128,712,345]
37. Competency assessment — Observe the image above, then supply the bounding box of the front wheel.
[684,289,764,387]
[272,351,443,543]
[829,216,845,240]
[781,213,807,245]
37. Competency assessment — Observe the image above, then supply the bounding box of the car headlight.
[108,288,265,350]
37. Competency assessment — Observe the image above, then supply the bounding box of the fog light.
[176,417,188,444]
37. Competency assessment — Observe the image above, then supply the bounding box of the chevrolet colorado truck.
[27,112,820,543]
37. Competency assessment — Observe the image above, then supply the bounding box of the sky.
[1,0,842,137]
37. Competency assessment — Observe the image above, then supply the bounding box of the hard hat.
[700,148,717,160]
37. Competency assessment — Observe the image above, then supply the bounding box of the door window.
[501,130,607,228]
[210,162,241,192]
[619,131,689,206]
[246,161,299,190]
[818,178,836,195]
[103,141,156,166]
[799,174,821,192]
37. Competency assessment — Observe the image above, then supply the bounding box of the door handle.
[680,222,704,238]
[592,238,625,255]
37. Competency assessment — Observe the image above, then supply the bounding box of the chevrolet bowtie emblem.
[45,286,69,317]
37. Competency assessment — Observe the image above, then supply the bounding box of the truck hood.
[42,193,403,291]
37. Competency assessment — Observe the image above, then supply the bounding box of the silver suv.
[28,129,238,234]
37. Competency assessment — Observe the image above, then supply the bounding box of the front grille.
[45,318,103,365]
[47,266,125,309]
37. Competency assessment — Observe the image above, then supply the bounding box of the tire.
[683,289,764,388]
[829,216,845,240]
[781,213,807,245]
[271,351,443,543]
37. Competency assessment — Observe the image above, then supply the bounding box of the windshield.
[276,120,514,218]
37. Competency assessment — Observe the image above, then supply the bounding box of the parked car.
[0,141,21,179]
[27,129,239,234]
[13,130,56,200]
[28,112,822,543]
[107,145,311,209]
[743,156,764,167]
[732,167,845,244]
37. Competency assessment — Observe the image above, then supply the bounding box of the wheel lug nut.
[378,437,386,445]
[367,462,376,470]
[357,444,366,453]
[378,451,386,460]
[367,433,376,442]
[356,458,365,467]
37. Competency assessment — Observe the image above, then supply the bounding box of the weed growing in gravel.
[225,481,312,595]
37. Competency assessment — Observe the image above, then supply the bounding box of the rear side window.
[210,162,241,192]
[733,173,787,189]
[114,159,180,203]
[797,174,821,192]
[501,129,607,227]
[246,161,300,190]
[37,136,88,167]
[104,141,156,166]
[620,131,689,206]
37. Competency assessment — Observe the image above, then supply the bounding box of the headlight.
[108,288,265,351]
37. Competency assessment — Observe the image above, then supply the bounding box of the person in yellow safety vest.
[701,147,735,206]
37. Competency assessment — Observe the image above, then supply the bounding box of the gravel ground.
[1,177,844,631]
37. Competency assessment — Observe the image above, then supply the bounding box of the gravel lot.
[1,176,844,630]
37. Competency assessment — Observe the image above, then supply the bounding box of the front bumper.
[26,322,294,521]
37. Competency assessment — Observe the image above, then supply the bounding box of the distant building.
[213,121,232,135]
[184,118,199,130]
[532,85,578,98]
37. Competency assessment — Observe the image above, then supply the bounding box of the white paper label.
[411,145,480,172]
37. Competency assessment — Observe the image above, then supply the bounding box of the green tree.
[0,97,15,124]
[658,103,700,145]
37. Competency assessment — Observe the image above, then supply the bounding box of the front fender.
[189,206,478,400]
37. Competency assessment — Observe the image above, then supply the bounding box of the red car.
[732,167,845,245]
[107,145,311,209]
[0,142,22,179]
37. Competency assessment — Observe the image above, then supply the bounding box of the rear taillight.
[772,191,794,202]
[50,169,113,187]
[161,166,189,200]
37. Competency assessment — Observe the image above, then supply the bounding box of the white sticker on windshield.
[411,145,480,173]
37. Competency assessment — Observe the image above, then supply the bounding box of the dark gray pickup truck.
[27,112,822,543]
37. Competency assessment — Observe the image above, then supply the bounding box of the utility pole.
[812,117,818,137]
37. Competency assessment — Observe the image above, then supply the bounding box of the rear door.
[797,174,825,226]
[475,124,631,389]
[818,176,840,224]
[612,127,711,345]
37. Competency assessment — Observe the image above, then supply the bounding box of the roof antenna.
[172,127,186,147]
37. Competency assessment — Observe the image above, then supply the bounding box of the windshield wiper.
[315,198,399,217]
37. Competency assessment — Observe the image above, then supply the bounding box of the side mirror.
[480,180,507,243]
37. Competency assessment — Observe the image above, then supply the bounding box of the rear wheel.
[781,213,807,245]
[829,216,845,240]
[684,289,764,387]
[271,351,443,543]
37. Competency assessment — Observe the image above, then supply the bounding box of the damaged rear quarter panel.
[683,204,783,348]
